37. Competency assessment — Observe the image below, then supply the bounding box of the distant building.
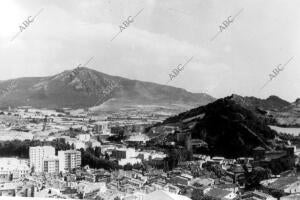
[241,191,276,200]
[29,146,55,172]
[43,157,59,174]
[76,134,90,142]
[0,158,29,180]
[226,164,246,184]
[170,175,192,186]
[86,139,101,148]
[125,133,150,145]
[66,138,87,150]
[212,157,225,165]
[190,178,214,187]
[281,194,300,200]
[144,190,191,200]
[118,158,142,166]
[111,148,136,160]
[261,176,300,196]
[203,187,237,200]
[77,182,107,199]
[0,182,16,197]
[58,150,81,172]
[93,122,110,134]
[253,146,295,174]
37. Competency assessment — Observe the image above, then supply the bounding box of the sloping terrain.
[219,94,300,127]
[161,96,277,158]
[0,67,214,109]
[271,98,300,127]
[228,94,290,112]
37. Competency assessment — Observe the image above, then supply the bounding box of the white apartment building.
[43,157,59,173]
[58,150,81,172]
[29,146,55,172]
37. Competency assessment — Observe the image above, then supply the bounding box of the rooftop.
[205,188,232,199]
[267,176,299,190]
[144,190,191,200]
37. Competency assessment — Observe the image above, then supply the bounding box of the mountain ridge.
[0,67,215,109]
[229,94,291,111]
[159,95,277,158]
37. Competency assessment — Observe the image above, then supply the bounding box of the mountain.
[228,94,300,127]
[160,95,277,158]
[229,94,290,112]
[282,98,300,113]
[0,67,215,109]
[224,94,300,127]
[270,98,300,127]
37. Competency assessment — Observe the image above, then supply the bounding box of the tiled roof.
[205,188,231,199]
[144,190,191,200]
[281,194,300,200]
[253,146,265,151]
[267,177,299,190]
[216,184,238,189]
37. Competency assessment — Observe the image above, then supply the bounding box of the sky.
[0,0,299,102]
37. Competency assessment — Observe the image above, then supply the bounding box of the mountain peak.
[294,98,300,104]
[161,94,276,158]
[0,67,214,109]
[266,95,284,101]
[225,94,290,112]
[230,93,244,100]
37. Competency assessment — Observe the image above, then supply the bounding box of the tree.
[86,147,95,154]
[245,166,271,190]
[124,163,133,171]
[95,147,102,157]
[269,190,285,199]
[192,188,204,200]
[81,150,120,171]
[105,152,110,160]
[133,163,144,170]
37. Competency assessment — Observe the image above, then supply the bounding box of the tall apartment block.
[58,150,81,172]
[43,157,59,173]
[29,146,55,173]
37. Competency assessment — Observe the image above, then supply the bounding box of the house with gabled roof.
[203,187,237,200]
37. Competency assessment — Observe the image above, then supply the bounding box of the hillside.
[229,94,290,112]
[271,98,300,127]
[161,96,277,158]
[219,94,300,127]
[0,67,214,109]
[228,94,300,127]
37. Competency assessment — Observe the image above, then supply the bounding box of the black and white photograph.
[0,0,299,199]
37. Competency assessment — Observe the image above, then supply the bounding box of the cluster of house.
[0,146,82,181]
[1,148,300,200]
[109,147,166,166]
[0,107,300,200]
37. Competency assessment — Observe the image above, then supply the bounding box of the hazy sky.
[0,0,299,102]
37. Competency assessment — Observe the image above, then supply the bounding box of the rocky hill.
[0,67,214,109]
[161,96,277,158]
[228,94,290,112]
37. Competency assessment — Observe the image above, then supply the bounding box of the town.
[0,1,298,200]
[0,105,299,200]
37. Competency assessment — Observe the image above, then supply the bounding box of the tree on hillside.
[245,166,271,190]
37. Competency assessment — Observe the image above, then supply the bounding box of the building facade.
[58,150,81,172]
[0,158,30,180]
[43,157,59,173]
[29,146,55,173]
